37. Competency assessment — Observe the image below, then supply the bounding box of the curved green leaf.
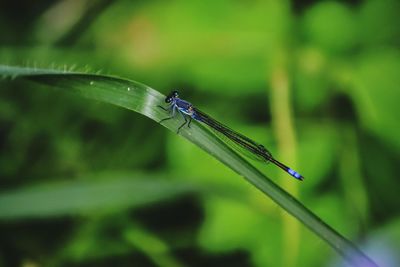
[0,65,377,267]
[0,172,196,219]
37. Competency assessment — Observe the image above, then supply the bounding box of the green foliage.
[0,65,377,267]
[351,50,400,150]
[303,2,358,52]
[1,0,399,266]
[0,171,195,219]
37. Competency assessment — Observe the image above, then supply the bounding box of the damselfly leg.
[159,104,190,134]
[157,105,169,111]
[177,112,188,133]
[158,105,175,124]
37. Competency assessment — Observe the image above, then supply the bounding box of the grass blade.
[0,172,195,219]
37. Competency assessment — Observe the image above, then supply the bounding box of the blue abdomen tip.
[288,168,303,180]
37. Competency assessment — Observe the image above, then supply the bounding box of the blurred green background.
[1,0,399,266]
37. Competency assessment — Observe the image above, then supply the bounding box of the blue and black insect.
[159,91,304,181]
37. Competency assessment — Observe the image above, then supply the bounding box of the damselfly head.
[165,90,179,103]
[165,91,178,103]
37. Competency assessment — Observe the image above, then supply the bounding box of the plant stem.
[270,52,300,267]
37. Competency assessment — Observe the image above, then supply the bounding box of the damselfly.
[158,91,304,181]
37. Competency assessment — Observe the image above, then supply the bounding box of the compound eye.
[173,90,179,97]
[165,97,171,103]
